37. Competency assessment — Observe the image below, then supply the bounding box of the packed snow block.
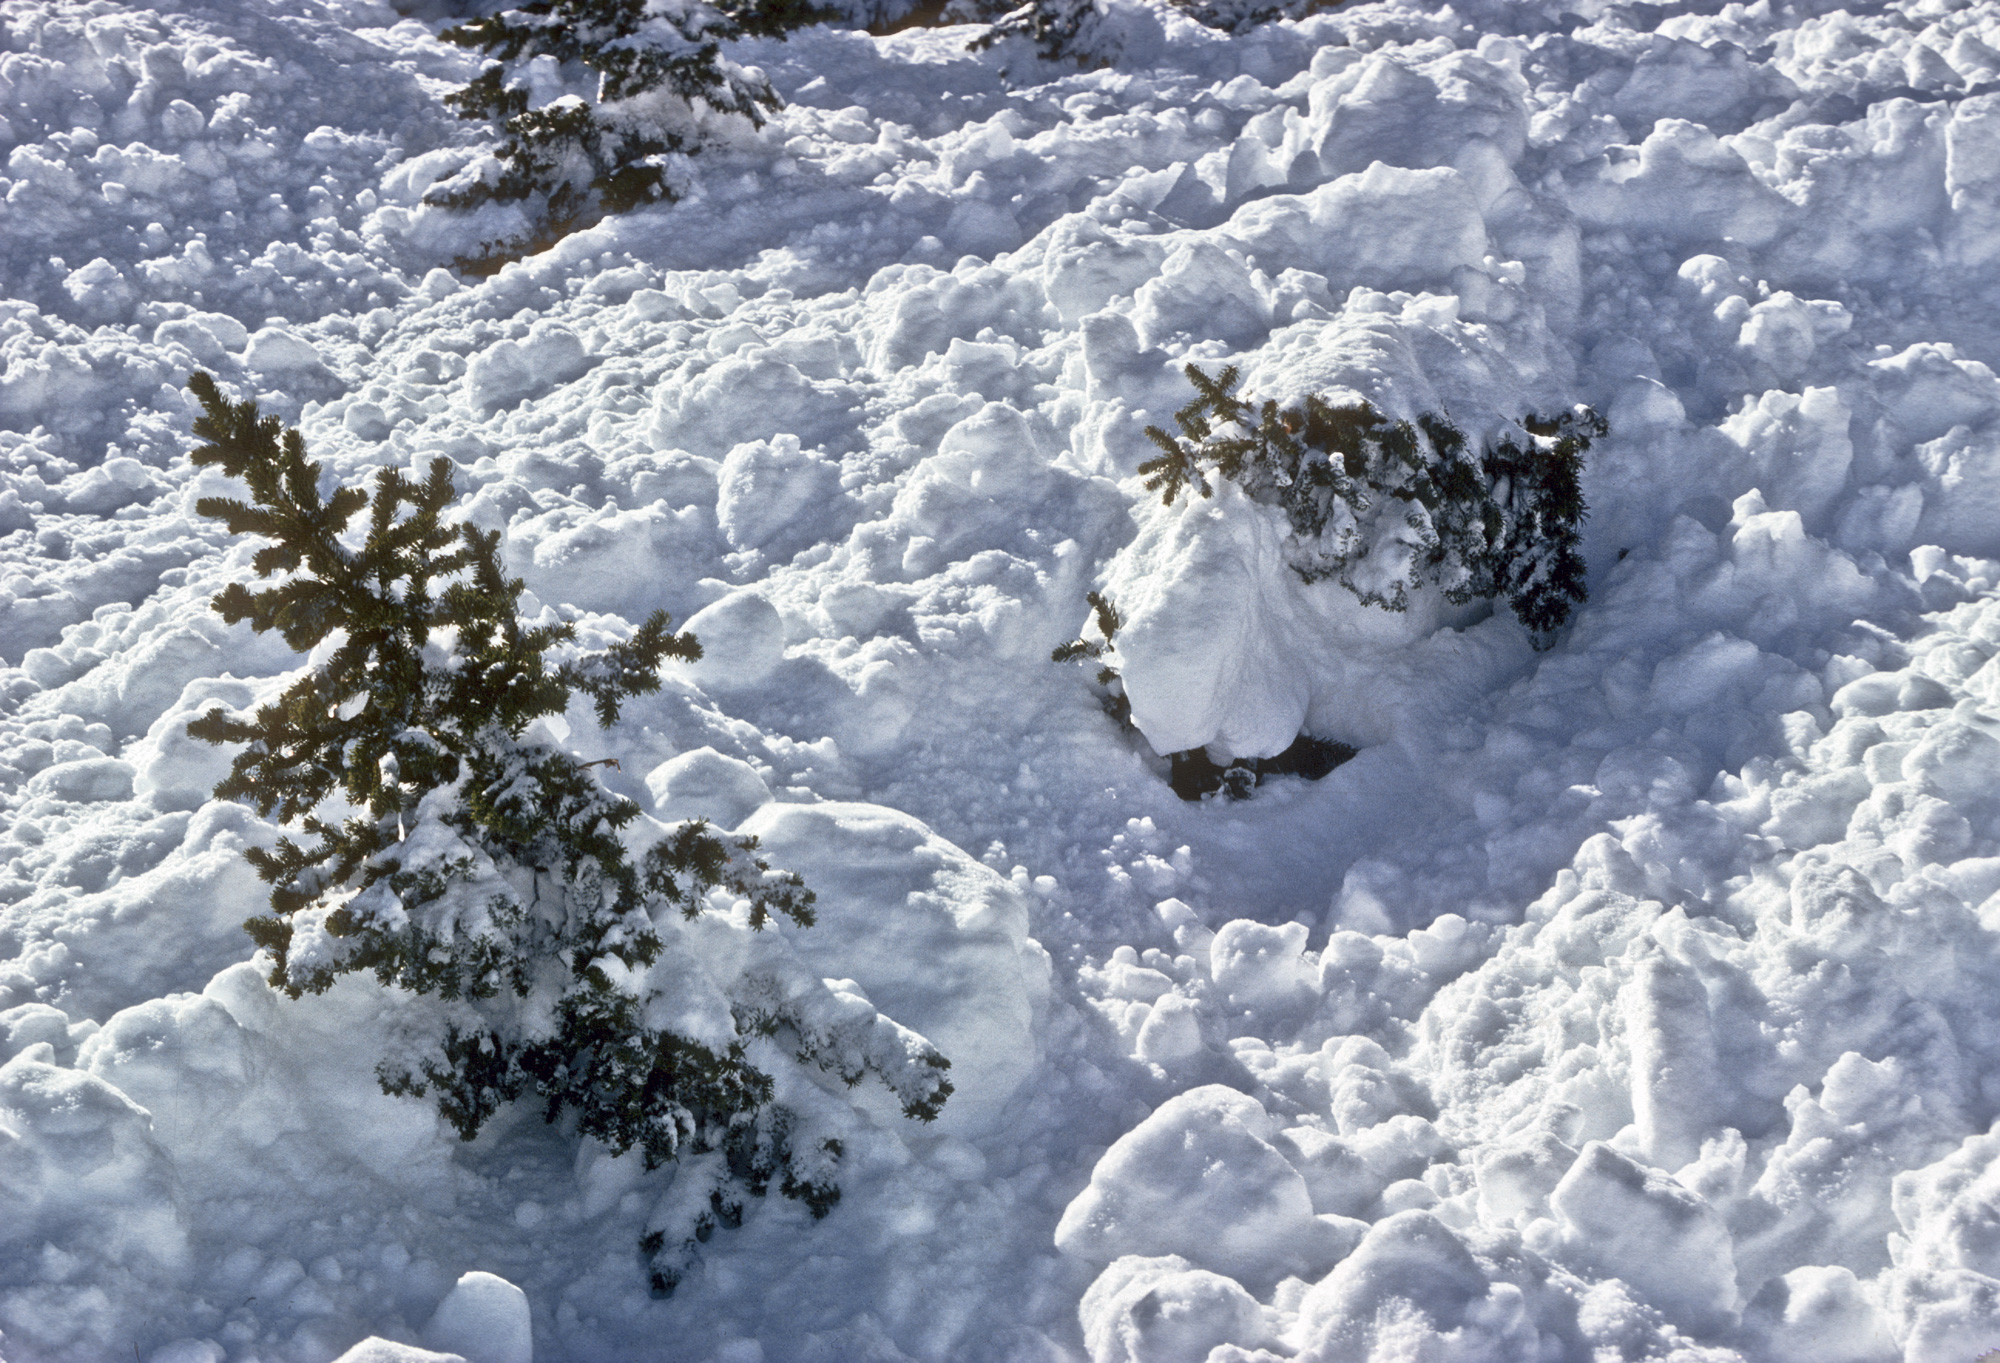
[24,754,135,804]
[1901,720,2000,808]
[1304,49,1529,187]
[1742,1264,1898,1363]
[509,500,720,622]
[1763,765,1872,850]
[886,403,1063,564]
[1293,1210,1489,1351]
[1037,217,1169,326]
[715,435,842,558]
[1867,343,2000,446]
[1891,1125,2000,1282]
[649,350,853,460]
[78,995,252,1148]
[731,802,1049,1133]
[0,1051,185,1271]
[1130,240,1271,350]
[1226,164,1488,293]
[1829,669,1955,719]
[1608,36,1766,126]
[467,325,588,411]
[1273,1124,1380,1218]
[243,325,327,376]
[61,257,136,322]
[1720,386,1853,532]
[0,1004,75,1065]
[1547,1141,1739,1333]
[130,677,259,810]
[1915,425,2000,557]
[423,1271,532,1363]
[1077,1255,1272,1363]
[1622,954,1722,1171]
[54,620,233,740]
[1734,295,1851,384]
[1133,992,1203,1063]
[1474,1129,1578,1226]
[1209,920,1316,1016]
[645,748,772,828]
[1569,120,1790,248]
[1055,1085,1329,1283]
[1945,94,2000,269]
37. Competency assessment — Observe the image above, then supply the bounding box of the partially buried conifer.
[433,0,822,266]
[183,372,950,1292]
[1138,363,1602,638]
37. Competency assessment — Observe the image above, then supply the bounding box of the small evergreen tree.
[1050,588,1130,727]
[434,0,822,264]
[183,373,950,1292]
[972,0,1329,65]
[1139,364,1602,637]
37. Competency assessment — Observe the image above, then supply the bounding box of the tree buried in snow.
[1140,363,1601,636]
[182,373,950,1293]
[972,0,1331,67]
[435,0,804,264]
[1059,365,1600,799]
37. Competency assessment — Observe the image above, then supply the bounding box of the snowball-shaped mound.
[1079,1255,1272,1363]
[1056,1085,1326,1282]
[423,1270,532,1363]
[645,748,773,828]
[732,801,1050,1133]
[676,591,786,690]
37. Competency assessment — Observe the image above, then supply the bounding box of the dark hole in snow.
[1167,734,1356,801]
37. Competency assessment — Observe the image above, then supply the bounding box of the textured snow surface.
[4,0,2000,1358]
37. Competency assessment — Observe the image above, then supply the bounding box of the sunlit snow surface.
[4,0,2000,1358]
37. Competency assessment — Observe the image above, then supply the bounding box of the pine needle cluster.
[184,373,950,1292]
[1140,364,1603,637]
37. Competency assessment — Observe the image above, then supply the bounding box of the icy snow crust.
[5,0,2000,1357]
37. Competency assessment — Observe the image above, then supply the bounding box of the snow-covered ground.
[6,0,2000,1358]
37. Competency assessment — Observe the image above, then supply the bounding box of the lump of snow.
[1546,1141,1739,1333]
[1294,1210,1491,1350]
[1569,120,1789,247]
[1228,163,1488,292]
[62,258,136,319]
[1209,920,1316,1016]
[1078,1255,1272,1363]
[715,435,841,557]
[345,401,392,441]
[243,326,325,374]
[130,678,257,811]
[1056,1085,1325,1282]
[332,1341,467,1363]
[645,748,771,828]
[25,756,135,804]
[467,326,589,410]
[146,1342,226,1363]
[732,801,1049,1133]
[1133,992,1203,1063]
[1130,240,1271,350]
[423,1271,532,1363]
[675,591,786,691]
[1743,1264,1898,1363]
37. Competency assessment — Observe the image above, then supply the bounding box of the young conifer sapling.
[182,372,950,1292]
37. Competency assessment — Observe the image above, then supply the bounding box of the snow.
[4,0,2000,1357]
